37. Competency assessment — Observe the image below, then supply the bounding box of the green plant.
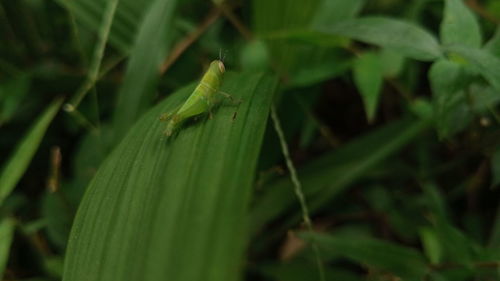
[0,0,499,280]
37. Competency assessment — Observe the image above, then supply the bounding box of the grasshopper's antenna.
[219,48,227,63]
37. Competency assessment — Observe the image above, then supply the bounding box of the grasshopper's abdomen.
[162,60,226,137]
[176,60,225,119]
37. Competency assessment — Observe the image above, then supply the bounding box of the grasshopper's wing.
[176,85,212,119]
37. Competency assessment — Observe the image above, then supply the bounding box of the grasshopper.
[159,60,236,137]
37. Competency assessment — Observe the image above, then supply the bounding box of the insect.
[159,60,236,137]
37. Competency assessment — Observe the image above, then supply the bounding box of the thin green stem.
[65,0,120,111]
[67,109,99,134]
[270,105,325,281]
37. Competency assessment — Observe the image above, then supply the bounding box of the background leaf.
[315,17,442,61]
[112,0,179,142]
[53,0,155,53]
[447,45,500,91]
[353,52,384,122]
[0,218,15,279]
[441,0,482,48]
[301,232,428,281]
[0,98,62,206]
[311,0,365,27]
[251,117,431,232]
[428,59,472,139]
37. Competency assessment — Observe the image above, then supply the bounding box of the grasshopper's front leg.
[159,104,182,122]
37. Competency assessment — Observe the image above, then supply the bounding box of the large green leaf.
[301,232,428,281]
[440,0,482,48]
[251,117,431,231]
[0,218,15,279]
[112,0,178,142]
[63,72,278,281]
[0,98,63,206]
[315,17,442,61]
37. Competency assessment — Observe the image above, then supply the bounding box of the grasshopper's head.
[211,60,225,76]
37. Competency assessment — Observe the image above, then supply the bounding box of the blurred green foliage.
[0,0,499,280]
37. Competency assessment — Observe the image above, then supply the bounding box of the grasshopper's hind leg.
[159,104,182,121]
[217,91,242,105]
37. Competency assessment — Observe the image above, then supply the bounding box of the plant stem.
[270,105,326,281]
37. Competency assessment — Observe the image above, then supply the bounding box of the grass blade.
[63,72,278,281]
[0,98,63,206]
[65,0,120,110]
[112,0,178,142]
[0,218,15,279]
[301,232,428,281]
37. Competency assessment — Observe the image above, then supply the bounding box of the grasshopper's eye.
[218,61,225,73]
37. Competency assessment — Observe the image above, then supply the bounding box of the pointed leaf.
[63,72,278,281]
[315,17,442,61]
[485,26,500,57]
[419,227,443,264]
[0,99,63,206]
[353,52,384,122]
[441,0,482,48]
[112,0,178,142]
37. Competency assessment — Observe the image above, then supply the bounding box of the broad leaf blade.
[441,0,482,48]
[0,98,63,206]
[63,72,278,281]
[315,17,442,61]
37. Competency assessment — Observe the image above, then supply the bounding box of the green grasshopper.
[159,60,235,137]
